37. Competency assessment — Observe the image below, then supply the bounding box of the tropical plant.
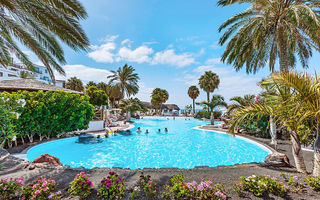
[19,71,35,79]
[0,177,24,199]
[218,0,320,73]
[0,94,25,148]
[185,105,192,116]
[188,86,200,114]
[86,81,97,88]
[65,77,84,92]
[151,88,169,113]
[151,94,162,113]
[1,90,94,144]
[268,72,320,176]
[197,94,227,125]
[108,64,139,98]
[68,172,93,199]
[98,172,126,200]
[0,0,89,83]
[97,82,122,108]
[227,95,255,115]
[85,86,108,107]
[21,177,61,200]
[199,71,220,102]
[119,98,146,121]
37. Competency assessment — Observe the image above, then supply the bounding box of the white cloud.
[117,46,153,63]
[152,49,196,67]
[209,41,220,49]
[205,58,222,65]
[55,65,112,83]
[134,82,154,101]
[121,39,133,47]
[88,42,116,63]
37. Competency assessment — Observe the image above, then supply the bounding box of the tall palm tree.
[269,72,320,176]
[151,94,162,114]
[0,0,89,83]
[227,94,255,115]
[218,0,320,73]
[197,94,227,125]
[199,71,220,102]
[97,82,122,108]
[108,64,139,98]
[65,77,84,92]
[188,86,200,114]
[151,88,169,113]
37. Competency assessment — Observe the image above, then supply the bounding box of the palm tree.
[269,72,320,176]
[86,81,97,88]
[0,0,89,83]
[119,98,146,121]
[218,0,320,73]
[65,77,84,92]
[151,88,169,114]
[229,80,308,173]
[108,64,139,98]
[188,86,200,114]
[197,94,227,125]
[199,71,220,102]
[227,95,255,115]
[151,94,162,114]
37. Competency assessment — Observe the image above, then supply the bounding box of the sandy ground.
[0,128,319,199]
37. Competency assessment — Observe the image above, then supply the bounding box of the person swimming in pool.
[164,128,168,132]
[145,129,149,134]
[158,129,161,133]
[136,127,141,133]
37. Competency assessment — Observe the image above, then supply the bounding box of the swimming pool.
[27,117,271,169]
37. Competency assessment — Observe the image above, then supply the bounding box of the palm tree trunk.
[313,124,320,176]
[291,132,307,173]
[192,99,195,115]
[278,27,289,73]
[210,112,214,125]
[207,92,210,102]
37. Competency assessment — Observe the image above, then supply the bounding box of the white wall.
[85,120,105,132]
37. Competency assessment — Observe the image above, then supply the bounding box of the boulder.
[260,153,292,168]
[32,154,62,166]
[0,148,9,159]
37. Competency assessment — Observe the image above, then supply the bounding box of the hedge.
[0,90,94,147]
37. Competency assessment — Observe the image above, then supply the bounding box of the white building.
[0,63,65,87]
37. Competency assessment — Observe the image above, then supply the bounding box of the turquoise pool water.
[27,117,270,169]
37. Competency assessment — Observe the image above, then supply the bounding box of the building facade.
[0,63,65,87]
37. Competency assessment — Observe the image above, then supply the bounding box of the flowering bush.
[138,173,157,198]
[163,174,226,200]
[280,173,304,192]
[98,172,126,199]
[305,176,320,191]
[0,177,24,199]
[21,177,61,200]
[235,175,287,197]
[68,172,93,199]
[129,186,140,199]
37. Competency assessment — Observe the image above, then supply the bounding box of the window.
[8,74,17,77]
[0,72,3,77]
[45,69,48,74]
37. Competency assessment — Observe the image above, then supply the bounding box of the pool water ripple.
[27,117,270,169]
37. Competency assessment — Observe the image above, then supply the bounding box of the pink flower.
[141,179,145,183]
[32,184,38,189]
[2,187,6,190]
[234,181,238,184]
[44,187,49,191]
[48,194,54,199]
[148,181,152,185]
[35,190,40,195]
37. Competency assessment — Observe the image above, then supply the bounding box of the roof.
[142,101,180,110]
[0,79,82,94]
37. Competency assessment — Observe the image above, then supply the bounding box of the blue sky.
[28,0,320,108]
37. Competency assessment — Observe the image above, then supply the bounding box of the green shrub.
[238,115,270,138]
[280,173,304,192]
[21,177,61,200]
[0,177,24,199]
[129,186,140,199]
[98,172,126,199]
[305,176,320,191]
[196,111,221,119]
[234,175,287,197]
[138,173,157,198]
[171,174,185,185]
[1,90,94,144]
[68,172,93,199]
[85,86,108,107]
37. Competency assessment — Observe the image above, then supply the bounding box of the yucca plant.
[197,94,227,125]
